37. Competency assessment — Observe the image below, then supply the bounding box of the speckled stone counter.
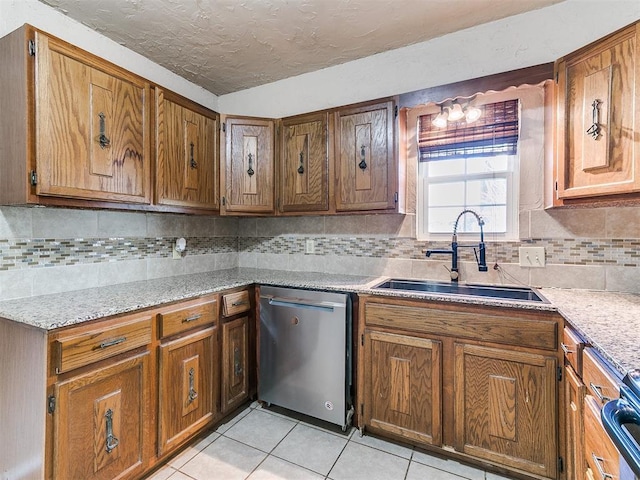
[0,268,638,375]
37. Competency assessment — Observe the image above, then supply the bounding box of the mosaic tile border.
[0,237,238,271]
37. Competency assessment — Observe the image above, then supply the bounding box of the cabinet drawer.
[53,315,152,374]
[222,291,251,317]
[583,347,620,408]
[584,396,620,480]
[158,297,217,338]
[562,327,585,375]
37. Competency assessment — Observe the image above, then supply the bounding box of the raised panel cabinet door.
[454,343,558,479]
[156,89,219,210]
[223,117,275,213]
[565,365,585,480]
[336,101,396,211]
[364,330,442,446]
[557,22,640,199]
[158,327,217,455]
[221,316,249,413]
[52,352,150,480]
[35,32,151,203]
[280,113,329,212]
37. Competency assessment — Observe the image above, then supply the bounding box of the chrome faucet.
[426,209,488,282]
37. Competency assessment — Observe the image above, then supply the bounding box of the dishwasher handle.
[262,295,344,312]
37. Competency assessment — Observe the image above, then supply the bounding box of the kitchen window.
[416,99,520,240]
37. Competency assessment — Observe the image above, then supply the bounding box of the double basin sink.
[373,278,546,303]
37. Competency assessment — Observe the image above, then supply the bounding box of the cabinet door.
[336,101,396,211]
[280,113,329,212]
[565,365,585,480]
[223,117,274,213]
[156,89,219,210]
[557,22,640,199]
[158,327,217,455]
[53,352,150,480]
[35,32,151,203]
[221,316,249,413]
[364,330,442,446]
[454,343,557,478]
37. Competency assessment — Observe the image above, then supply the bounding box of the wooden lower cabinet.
[158,326,218,455]
[454,343,558,479]
[221,316,250,413]
[52,352,150,480]
[564,364,585,480]
[363,330,442,445]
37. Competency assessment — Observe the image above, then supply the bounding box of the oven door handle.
[602,385,640,477]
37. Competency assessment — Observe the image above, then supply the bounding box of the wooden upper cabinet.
[335,100,396,211]
[279,112,329,212]
[556,22,640,200]
[156,89,219,210]
[35,31,151,203]
[222,117,275,214]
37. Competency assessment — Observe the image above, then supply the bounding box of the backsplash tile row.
[0,237,238,271]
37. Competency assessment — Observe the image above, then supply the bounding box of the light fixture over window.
[431,99,482,128]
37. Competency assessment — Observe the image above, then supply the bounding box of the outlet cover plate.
[518,246,545,267]
[305,239,315,254]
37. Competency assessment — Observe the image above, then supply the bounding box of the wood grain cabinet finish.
[556,22,640,200]
[156,89,219,210]
[158,326,218,455]
[363,330,442,446]
[584,396,621,480]
[279,112,329,212]
[52,352,150,480]
[221,316,250,413]
[564,364,585,480]
[335,101,396,211]
[222,117,275,214]
[454,343,558,479]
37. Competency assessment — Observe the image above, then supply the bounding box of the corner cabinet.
[555,21,640,201]
[0,25,152,206]
[358,296,561,479]
[155,89,219,211]
[221,117,275,214]
[335,101,397,211]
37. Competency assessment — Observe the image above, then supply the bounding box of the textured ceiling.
[40,0,563,96]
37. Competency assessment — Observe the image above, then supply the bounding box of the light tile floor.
[145,403,516,480]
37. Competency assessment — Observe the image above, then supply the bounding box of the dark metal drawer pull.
[183,314,202,323]
[231,301,249,307]
[99,337,126,349]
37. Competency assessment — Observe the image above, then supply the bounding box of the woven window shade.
[418,99,519,161]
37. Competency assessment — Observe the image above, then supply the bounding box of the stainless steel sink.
[372,278,546,302]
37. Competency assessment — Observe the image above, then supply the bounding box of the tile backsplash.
[0,206,639,301]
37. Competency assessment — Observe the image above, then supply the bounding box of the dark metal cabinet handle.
[247,153,255,177]
[231,301,249,307]
[98,112,111,149]
[190,142,197,169]
[586,99,602,139]
[298,151,305,174]
[590,382,612,403]
[99,337,126,349]
[187,367,198,403]
[234,346,243,376]
[591,453,614,480]
[358,144,367,170]
[560,343,574,355]
[183,314,202,323]
[105,409,119,453]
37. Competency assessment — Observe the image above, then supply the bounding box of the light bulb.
[447,103,464,122]
[464,105,482,123]
[432,109,448,128]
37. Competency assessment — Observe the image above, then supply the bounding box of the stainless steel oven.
[603,369,640,479]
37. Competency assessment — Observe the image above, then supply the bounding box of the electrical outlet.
[172,248,182,260]
[518,246,545,267]
[305,239,315,254]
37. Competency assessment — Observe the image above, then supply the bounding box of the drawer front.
[562,326,584,375]
[583,347,620,408]
[54,315,152,373]
[584,396,620,480]
[159,297,217,338]
[365,301,558,350]
[222,290,251,317]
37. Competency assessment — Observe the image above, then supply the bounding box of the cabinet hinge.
[361,333,364,346]
[360,403,364,416]
[221,196,226,206]
[222,123,226,133]
[28,39,36,57]
[555,181,558,192]
[394,105,398,118]
[558,456,564,473]
[394,192,398,203]
[557,366,563,382]
[47,395,56,414]
[555,71,559,83]
[30,170,38,186]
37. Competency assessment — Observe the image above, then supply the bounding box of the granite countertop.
[0,268,637,375]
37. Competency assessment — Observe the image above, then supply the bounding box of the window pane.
[454,205,507,234]
[428,158,465,177]
[466,155,509,174]
[428,182,465,207]
[466,178,507,205]
[428,207,464,233]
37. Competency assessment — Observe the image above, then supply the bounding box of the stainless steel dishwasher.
[259,286,353,430]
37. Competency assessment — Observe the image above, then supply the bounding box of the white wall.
[218,0,640,118]
[0,0,219,111]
